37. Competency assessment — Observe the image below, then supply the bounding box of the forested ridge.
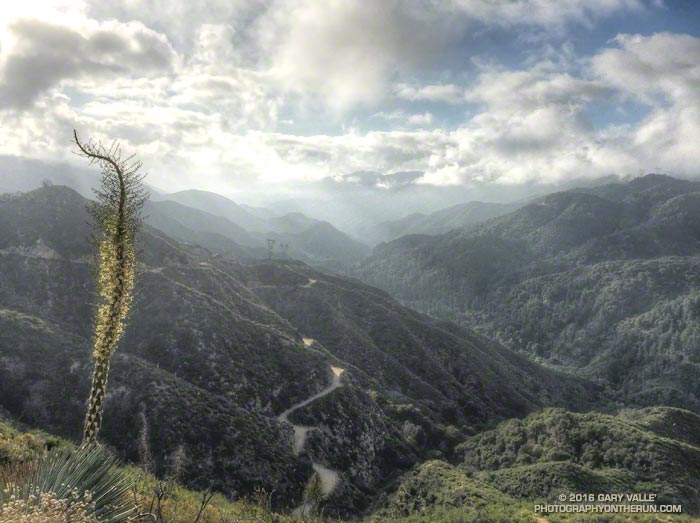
[357,175,700,411]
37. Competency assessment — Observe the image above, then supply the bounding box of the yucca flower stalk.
[73,130,148,446]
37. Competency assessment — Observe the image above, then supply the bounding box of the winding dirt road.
[278,357,345,517]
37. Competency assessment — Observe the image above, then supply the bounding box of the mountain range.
[360,200,522,245]
[0,155,371,269]
[3,173,700,520]
[0,184,599,517]
[149,189,371,269]
[356,174,700,413]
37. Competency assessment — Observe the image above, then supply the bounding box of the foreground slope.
[461,407,700,512]
[369,407,700,522]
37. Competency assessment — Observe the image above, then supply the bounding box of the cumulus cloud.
[384,65,631,186]
[407,112,434,126]
[168,24,280,131]
[465,66,612,110]
[253,0,645,110]
[592,32,700,105]
[0,17,176,109]
[85,0,263,51]
[255,1,462,111]
[592,32,700,175]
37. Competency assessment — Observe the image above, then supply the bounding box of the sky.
[0,0,699,199]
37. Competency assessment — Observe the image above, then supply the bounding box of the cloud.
[85,0,263,51]
[0,0,696,196]
[256,132,423,176]
[591,32,700,175]
[394,83,467,104]
[397,64,629,185]
[448,0,646,30]
[0,17,176,109]
[0,0,651,114]
[439,33,700,184]
[372,110,434,128]
[407,112,434,126]
[253,0,644,111]
[255,1,462,111]
[592,32,700,106]
[466,66,613,110]
[168,24,280,131]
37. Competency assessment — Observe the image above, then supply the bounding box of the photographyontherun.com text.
[535,493,682,514]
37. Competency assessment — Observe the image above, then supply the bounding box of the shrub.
[1,444,134,523]
[0,490,99,523]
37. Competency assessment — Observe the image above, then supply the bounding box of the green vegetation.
[356,175,700,411]
[0,421,64,468]
[2,445,134,523]
[460,408,700,512]
[301,472,325,517]
[1,421,132,522]
[366,408,700,523]
[366,459,700,522]
[0,185,604,512]
[0,420,335,523]
[367,460,536,523]
[3,176,700,522]
[251,261,598,428]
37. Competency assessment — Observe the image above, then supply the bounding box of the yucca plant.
[73,129,148,446]
[1,444,135,523]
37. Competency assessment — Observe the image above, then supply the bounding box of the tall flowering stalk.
[73,130,148,446]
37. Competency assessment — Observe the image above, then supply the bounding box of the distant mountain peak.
[627,172,699,192]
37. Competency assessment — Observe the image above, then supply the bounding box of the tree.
[73,130,148,446]
[301,471,324,517]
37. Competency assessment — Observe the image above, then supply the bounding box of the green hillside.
[0,185,595,516]
[367,407,700,523]
[460,408,700,512]
[248,262,599,428]
[356,175,700,410]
